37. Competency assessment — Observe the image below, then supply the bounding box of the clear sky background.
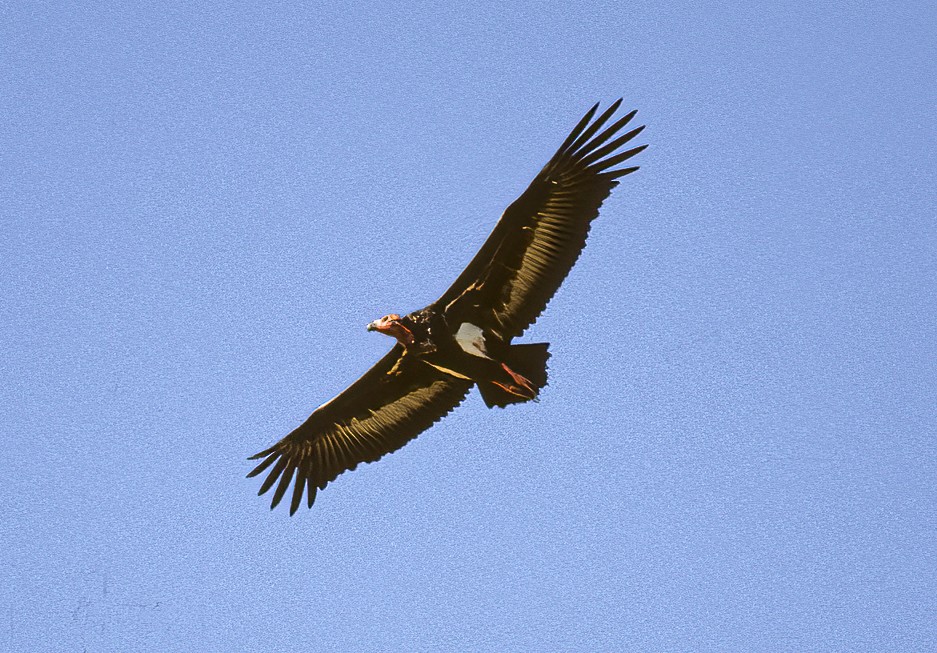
[2,1,935,651]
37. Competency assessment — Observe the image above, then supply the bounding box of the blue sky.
[2,1,935,651]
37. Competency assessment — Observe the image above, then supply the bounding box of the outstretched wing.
[437,100,646,339]
[248,345,473,514]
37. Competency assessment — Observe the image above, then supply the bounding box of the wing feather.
[248,345,472,514]
[437,101,646,339]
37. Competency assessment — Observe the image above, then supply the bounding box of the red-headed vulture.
[248,100,647,513]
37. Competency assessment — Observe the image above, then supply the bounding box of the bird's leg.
[498,362,537,399]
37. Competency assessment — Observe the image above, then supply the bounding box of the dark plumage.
[248,100,647,513]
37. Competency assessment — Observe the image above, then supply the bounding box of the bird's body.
[249,100,647,513]
[368,303,545,405]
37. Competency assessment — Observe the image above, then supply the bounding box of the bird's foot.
[499,363,537,399]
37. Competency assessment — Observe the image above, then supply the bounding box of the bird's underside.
[248,100,646,514]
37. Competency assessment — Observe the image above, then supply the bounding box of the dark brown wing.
[436,100,646,339]
[247,345,473,514]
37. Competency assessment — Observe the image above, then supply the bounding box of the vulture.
[248,100,646,513]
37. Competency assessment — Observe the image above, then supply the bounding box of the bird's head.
[366,314,415,346]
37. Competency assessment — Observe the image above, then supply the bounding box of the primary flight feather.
[248,100,647,513]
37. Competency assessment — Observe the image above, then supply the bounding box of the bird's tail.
[478,343,550,408]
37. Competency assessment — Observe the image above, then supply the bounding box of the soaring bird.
[248,100,646,513]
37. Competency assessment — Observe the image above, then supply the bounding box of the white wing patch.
[455,322,490,359]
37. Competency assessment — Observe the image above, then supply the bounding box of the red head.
[366,314,415,347]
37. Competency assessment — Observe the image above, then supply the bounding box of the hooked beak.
[366,319,382,332]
